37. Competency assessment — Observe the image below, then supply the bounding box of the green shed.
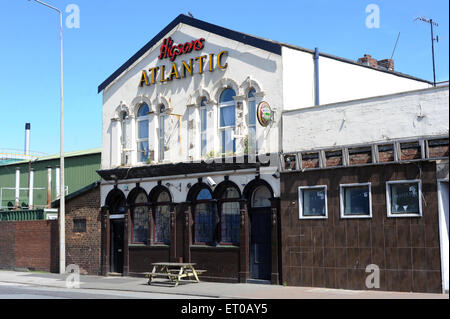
[0,148,101,209]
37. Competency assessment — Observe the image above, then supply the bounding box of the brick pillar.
[184,205,192,263]
[239,200,249,283]
[170,204,177,262]
[101,206,110,276]
[270,197,280,285]
[123,205,130,276]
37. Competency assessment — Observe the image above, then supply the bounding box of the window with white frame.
[386,180,422,217]
[136,104,150,163]
[247,88,257,154]
[298,186,328,219]
[340,183,372,218]
[120,110,128,165]
[159,104,166,162]
[219,88,236,155]
[200,98,208,158]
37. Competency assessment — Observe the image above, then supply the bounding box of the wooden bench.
[145,263,206,287]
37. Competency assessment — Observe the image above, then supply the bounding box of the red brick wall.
[65,185,102,275]
[0,220,59,272]
[0,222,16,269]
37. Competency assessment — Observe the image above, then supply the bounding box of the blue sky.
[0,0,448,156]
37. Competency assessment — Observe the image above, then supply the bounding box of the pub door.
[249,207,271,281]
[110,219,124,273]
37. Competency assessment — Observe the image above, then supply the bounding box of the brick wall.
[0,220,59,272]
[65,185,102,275]
[0,222,16,269]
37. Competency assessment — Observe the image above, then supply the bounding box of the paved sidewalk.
[0,270,447,299]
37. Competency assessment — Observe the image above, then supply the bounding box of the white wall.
[282,46,431,111]
[282,86,449,153]
[101,23,283,169]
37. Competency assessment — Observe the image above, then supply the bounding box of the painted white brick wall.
[282,86,449,153]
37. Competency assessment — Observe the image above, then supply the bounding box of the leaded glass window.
[154,190,171,244]
[132,192,148,243]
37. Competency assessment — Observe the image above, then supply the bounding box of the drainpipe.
[15,167,20,209]
[47,167,52,208]
[55,166,61,199]
[314,47,320,106]
[29,169,34,209]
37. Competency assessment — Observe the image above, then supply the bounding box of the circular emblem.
[257,101,272,127]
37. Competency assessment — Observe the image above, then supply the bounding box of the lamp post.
[30,0,65,274]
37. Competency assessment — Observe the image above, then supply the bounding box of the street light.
[29,0,65,274]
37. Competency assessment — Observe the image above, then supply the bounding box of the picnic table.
[145,262,206,287]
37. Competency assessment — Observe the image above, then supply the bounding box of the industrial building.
[0,148,101,212]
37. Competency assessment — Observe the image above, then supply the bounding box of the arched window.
[152,188,172,245]
[251,185,272,208]
[219,88,236,155]
[247,88,257,154]
[200,98,208,157]
[218,184,241,245]
[193,186,217,245]
[137,104,150,163]
[159,104,166,162]
[131,190,149,244]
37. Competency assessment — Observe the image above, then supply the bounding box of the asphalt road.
[0,282,212,299]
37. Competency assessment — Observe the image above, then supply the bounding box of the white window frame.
[340,182,372,219]
[158,104,166,162]
[218,93,236,156]
[136,104,150,164]
[200,98,208,158]
[298,185,328,220]
[247,90,257,154]
[386,179,422,218]
[120,111,128,165]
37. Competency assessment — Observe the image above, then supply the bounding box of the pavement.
[0,270,448,299]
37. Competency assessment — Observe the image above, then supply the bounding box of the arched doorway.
[105,188,126,273]
[245,181,273,281]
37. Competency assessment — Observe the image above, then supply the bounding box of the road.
[0,282,212,299]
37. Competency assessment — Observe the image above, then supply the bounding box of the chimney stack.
[25,123,30,156]
[377,59,395,71]
[357,54,395,71]
[357,54,378,68]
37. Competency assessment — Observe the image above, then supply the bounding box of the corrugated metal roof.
[0,148,101,167]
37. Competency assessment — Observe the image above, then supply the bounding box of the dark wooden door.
[249,208,271,280]
[110,219,124,273]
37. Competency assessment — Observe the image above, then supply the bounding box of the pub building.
[97,14,449,292]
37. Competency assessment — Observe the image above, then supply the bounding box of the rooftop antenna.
[414,16,439,86]
[390,32,401,60]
